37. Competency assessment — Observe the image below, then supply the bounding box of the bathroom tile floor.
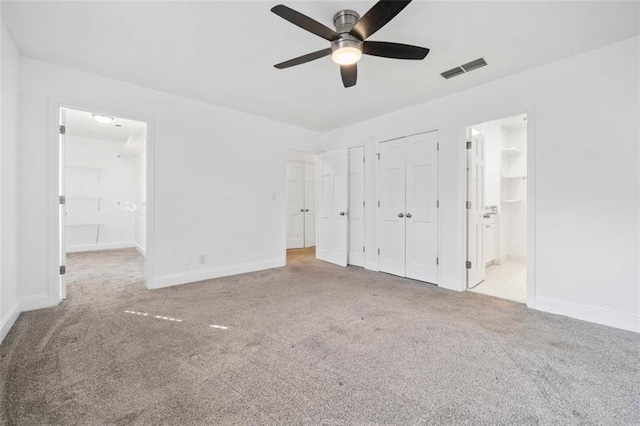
[469,260,527,303]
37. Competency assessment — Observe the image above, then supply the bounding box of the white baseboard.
[149,257,286,290]
[535,296,639,333]
[66,242,135,253]
[135,243,146,256]
[20,293,53,311]
[0,300,21,343]
[438,275,464,291]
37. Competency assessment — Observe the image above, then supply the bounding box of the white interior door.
[59,108,67,300]
[304,163,316,248]
[405,132,439,283]
[378,139,406,277]
[348,146,365,267]
[468,133,486,287]
[286,161,304,249]
[317,148,348,266]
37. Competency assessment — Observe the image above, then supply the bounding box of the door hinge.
[363,201,365,208]
[59,125,66,135]
[377,248,380,255]
[363,156,365,163]
[363,246,365,253]
[436,257,439,265]
[59,265,66,275]
[466,201,471,209]
[437,143,440,151]
[376,153,380,160]
[466,141,472,149]
[466,261,472,269]
[437,200,440,208]
[59,195,66,205]
[377,201,380,208]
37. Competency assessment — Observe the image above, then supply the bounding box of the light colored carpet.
[1,247,639,425]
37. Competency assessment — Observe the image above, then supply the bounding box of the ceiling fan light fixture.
[332,46,362,65]
[92,114,114,124]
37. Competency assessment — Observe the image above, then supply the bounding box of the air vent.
[441,57,488,79]
[461,58,487,72]
[440,66,465,79]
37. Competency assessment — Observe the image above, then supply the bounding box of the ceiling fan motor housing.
[332,10,362,53]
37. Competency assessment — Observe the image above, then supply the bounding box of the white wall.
[286,149,317,164]
[65,135,136,252]
[134,146,146,254]
[320,37,639,332]
[0,17,20,342]
[18,56,319,311]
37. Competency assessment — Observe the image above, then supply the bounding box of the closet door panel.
[378,139,406,277]
[405,132,439,283]
[286,161,304,249]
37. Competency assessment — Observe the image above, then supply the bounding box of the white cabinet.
[484,222,497,265]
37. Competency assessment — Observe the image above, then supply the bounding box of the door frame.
[375,129,440,284]
[48,98,155,305]
[459,105,536,308]
[284,148,319,263]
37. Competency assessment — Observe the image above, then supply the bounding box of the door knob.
[339,212,346,216]
[406,213,412,218]
[398,213,404,218]
[300,209,305,212]
[305,209,309,212]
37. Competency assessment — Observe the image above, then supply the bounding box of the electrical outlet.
[199,255,206,265]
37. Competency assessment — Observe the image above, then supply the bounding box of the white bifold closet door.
[348,146,365,267]
[286,161,315,249]
[378,131,439,283]
[317,148,349,266]
[467,133,486,287]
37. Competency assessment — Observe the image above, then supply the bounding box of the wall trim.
[149,257,286,290]
[20,293,52,312]
[535,296,639,333]
[66,242,135,253]
[0,300,21,343]
[135,243,146,256]
[438,275,462,292]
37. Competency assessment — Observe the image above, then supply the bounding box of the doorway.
[286,150,317,253]
[59,106,148,299]
[466,114,528,302]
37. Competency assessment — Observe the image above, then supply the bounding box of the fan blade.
[271,5,339,41]
[274,48,332,69]
[350,1,412,41]
[340,64,357,88]
[363,41,429,60]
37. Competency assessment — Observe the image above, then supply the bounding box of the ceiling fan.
[271,0,429,88]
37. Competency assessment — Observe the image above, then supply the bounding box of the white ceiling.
[63,107,147,143]
[4,1,638,132]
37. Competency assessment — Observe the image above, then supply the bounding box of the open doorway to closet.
[466,114,528,303]
[286,150,317,261]
[59,106,148,300]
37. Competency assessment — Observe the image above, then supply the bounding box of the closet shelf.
[501,147,521,154]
